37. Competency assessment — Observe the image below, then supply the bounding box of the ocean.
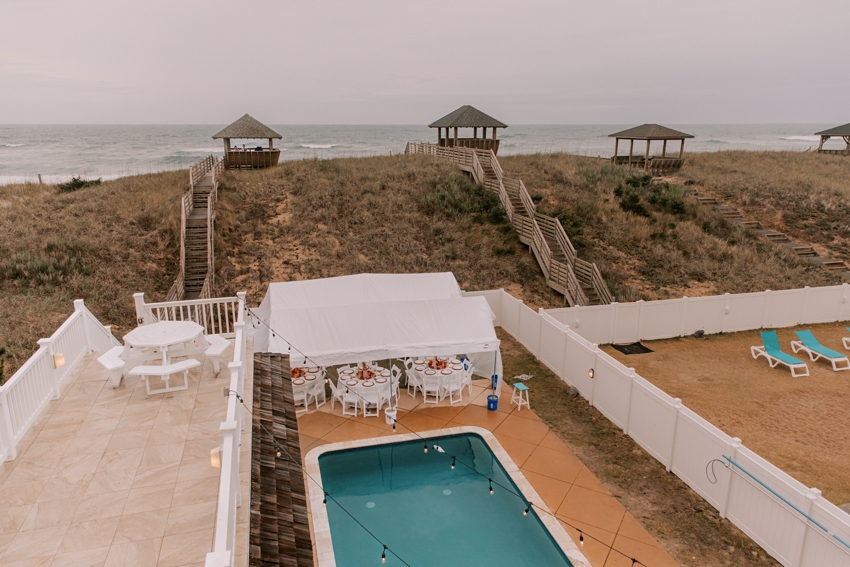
[0,124,833,185]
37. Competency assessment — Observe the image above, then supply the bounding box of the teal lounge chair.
[790,330,850,371]
[751,331,809,377]
[843,327,850,351]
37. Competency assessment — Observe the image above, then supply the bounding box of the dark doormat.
[611,342,654,355]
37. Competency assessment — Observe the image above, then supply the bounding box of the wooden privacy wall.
[250,354,314,567]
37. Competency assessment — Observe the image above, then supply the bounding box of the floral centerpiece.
[357,362,376,380]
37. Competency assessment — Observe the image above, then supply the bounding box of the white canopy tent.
[250,273,503,388]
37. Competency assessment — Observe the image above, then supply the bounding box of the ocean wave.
[2,143,25,147]
[780,135,818,142]
[179,147,225,153]
[300,143,336,149]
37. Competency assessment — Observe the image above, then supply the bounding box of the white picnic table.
[123,321,208,365]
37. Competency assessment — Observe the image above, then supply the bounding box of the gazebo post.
[628,139,634,165]
[454,127,458,147]
[845,136,850,152]
[817,135,826,152]
[613,138,619,160]
[269,138,274,151]
[473,127,477,140]
[437,128,441,145]
[662,140,667,158]
[493,128,497,140]
[482,127,487,139]
[223,137,230,155]
[679,139,685,159]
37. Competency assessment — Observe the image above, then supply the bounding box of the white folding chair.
[390,366,403,403]
[461,365,474,395]
[292,382,310,414]
[338,381,360,417]
[422,375,441,404]
[407,367,424,398]
[442,374,464,405]
[360,385,383,417]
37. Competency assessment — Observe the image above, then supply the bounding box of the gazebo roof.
[608,124,694,140]
[429,105,507,129]
[814,123,850,136]
[212,114,282,139]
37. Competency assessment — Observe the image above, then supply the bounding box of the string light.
[275,448,282,458]
[236,299,655,567]
[382,545,387,563]
[523,504,530,516]
[323,492,328,505]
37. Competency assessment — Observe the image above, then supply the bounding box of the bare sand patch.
[603,321,850,505]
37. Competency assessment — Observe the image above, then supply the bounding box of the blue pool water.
[318,433,574,567]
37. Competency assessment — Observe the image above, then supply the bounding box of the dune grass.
[0,172,183,378]
[498,153,841,301]
[676,151,850,262]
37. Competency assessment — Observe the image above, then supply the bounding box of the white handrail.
[206,292,247,567]
[0,300,119,462]
[134,293,241,336]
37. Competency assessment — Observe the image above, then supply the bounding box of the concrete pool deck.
[297,379,680,567]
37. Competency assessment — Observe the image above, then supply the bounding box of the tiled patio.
[0,348,252,567]
[298,378,681,567]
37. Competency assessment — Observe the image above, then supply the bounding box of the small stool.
[511,382,530,411]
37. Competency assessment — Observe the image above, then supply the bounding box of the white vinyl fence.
[542,284,850,346]
[205,293,248,567]
[464,288,850,567]
[0,299,120,462]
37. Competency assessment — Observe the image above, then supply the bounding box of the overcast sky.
[2,0,848,124]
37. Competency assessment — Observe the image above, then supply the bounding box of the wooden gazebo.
[429,105,507,154]
[213,114,282,169]
[815,124,850,155]
[609,124,694,175]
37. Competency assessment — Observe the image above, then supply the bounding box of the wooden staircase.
[405,142,613,306]
[694,191,850,277]
[167,156,222,301]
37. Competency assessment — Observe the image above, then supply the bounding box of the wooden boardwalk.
[168,156,222,300]
[405,143,613,306]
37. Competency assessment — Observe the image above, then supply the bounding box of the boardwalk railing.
[205,292,248,567]
[0,300,119,462]
[466,287,850,567]
[406,142,612,306]
[134,292,242,337]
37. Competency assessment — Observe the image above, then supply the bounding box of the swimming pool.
[310,429,583,567]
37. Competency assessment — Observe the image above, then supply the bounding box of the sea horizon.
[0,123,837,185]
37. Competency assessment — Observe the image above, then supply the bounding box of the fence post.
[133,293,148,325]
[213,419,239,553]
[537,308,545,359]
[0,389,17,461]
[610,302,619,344]
[623,368,636,435]
[635,300,644,341]
[721,293,730,333]
[679,296,689,337]
[73,299,92,355]
[794,488,821,567]
[719,437,741,518]
[666,398,682,472]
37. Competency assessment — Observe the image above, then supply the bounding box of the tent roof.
[608,124,694,140]
[814,123,850,136]
[429,105,507,129]
[212,114,282,139]
[250,273,499,366]
[258,273,462,311]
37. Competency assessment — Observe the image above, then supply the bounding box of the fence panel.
[572,306,616,345]
[563,334,597,401]
[611,302,641,344]
[669,408,734,510]
[804,498,850,567]
[462,290,503,326]
[681,295,726,335]
[726,448,815,566]
[591,354,633,430]
[538,317,568,377]
[627,378,679,465]
[517,303,542,355]
[763,289,806,329]
[499,294,522,338]
[803,285,846,324]
[724,292,767,332]
[639,298,685,340]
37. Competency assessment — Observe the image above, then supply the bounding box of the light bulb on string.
[579,531,584,545]
[275,447,282,458]
[451,457,455,470]
[523,503,530,516]
[323,492,327,505]
[381,545,387,563]
[488,479,493,495]
[423,442,428,454]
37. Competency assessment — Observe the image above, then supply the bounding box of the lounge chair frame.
[790,331,850,371]
[751,331,809,377]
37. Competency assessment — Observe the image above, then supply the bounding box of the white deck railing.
[205,292,248,567]
[465,287,850,567]
[0,300,120,462]
[134,293,242,337]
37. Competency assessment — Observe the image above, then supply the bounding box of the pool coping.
[304,425,592,567]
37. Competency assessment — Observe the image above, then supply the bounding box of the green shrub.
[420,175,506,225]
[57,176,101,193]
[1,240,91,286]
